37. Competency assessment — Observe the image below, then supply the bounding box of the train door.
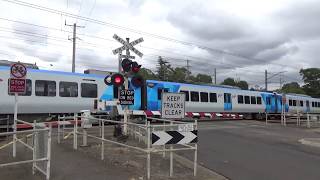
[306,100,310,112]
[271,93,281,113]
[224,93,232,111]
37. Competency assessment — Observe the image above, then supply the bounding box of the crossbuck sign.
[112,34,144,58]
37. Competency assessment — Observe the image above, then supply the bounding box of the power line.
[0,17,301,72]
[1,0,302,70]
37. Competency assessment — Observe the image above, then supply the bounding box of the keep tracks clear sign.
[161,92,185,119]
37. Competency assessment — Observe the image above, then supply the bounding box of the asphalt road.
[181,120,320,180]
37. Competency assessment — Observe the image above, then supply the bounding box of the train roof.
[146,79,266,94]
[0,66,105,79]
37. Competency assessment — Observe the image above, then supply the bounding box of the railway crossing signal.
[131,75,144,88]
[111,73,125,87]
[111,34,144,136]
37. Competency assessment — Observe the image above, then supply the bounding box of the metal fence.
[58,115,198,180]
[265,111,320,128]
[0,119,52,180]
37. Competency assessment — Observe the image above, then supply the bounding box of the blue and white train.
[1,66,320,120]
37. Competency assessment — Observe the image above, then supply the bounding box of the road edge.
[299,138,320,148]
[174,153,229,180]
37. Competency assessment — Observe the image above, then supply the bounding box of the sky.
[0,0,319,90]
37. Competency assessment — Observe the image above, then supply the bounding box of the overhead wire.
[0,0,303,70]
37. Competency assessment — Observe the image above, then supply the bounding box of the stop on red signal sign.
[9,78,26,93]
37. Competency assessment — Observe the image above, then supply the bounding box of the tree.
[221,78,236,86]
[280,82,305,94]
[221,78,249,90]
[138,68,157,80]
[196,74,212,84]
[156,56,172,81]
[237,80,249,90]
[170,67,188,83]
[300,68,320,97]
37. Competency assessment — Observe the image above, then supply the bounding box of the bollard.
[82,129,88,147]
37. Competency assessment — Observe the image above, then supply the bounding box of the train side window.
[238,95,244,104]
[8,79,32,96]
[300,101,304,107]
[293,100,297,106]
[190,91,199,102]
[306,101,310,107]
[289,100,293,106]
[210,93,217,103]
[35,80,56,97]
[180,90,189,101]
[200,92,208,102]
[318,102,320,108]
[59,82,78,97]
[158,88,169,100]
[251,96,256,104]
[81,83,97,98]
[244,96,250,104]
[257,97,262,104]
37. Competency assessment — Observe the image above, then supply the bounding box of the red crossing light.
[131,61,141,73]
[111,73,124,87]
[131,75,144,87]
[121,58,132,72]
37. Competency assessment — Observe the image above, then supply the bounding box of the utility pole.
[214,68,217,84]
[265,69,268,91]
[186,59,191,81]
[65,22,84,73]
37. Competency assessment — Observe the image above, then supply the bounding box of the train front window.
[59,82,78,97]
[8,79,32,96]
[35,80,56,97]
[158,88,169,100]
[190,91,199,102]
[180,90,189,101]
[81,83,97,98]
[200,92,208,102]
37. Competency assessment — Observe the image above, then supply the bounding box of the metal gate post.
[57,116,61,144]
[32,120,37,175]
[46,124,52,180]
[265,113,268,125]
[73,115,78,150]
[147,121,151,180]
[194,120,198,177]
[101,120,105,160]
[169,121,173,177]
[307,113,310,128]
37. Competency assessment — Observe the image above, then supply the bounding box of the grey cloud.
[8,43,63,62]
[11,23,49,45]
[167,4,250,41]
[276,1,320,40]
